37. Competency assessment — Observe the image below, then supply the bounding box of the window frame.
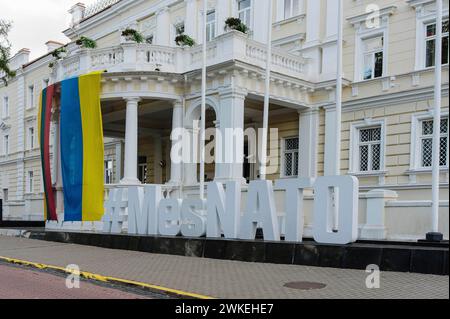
[359,35,386,81]
[28,126,35,150]
[27,171,34,194]
[28,85,35,109]
[2,96,9,119]
[410,112,450,171]
[349,120,386,175]
[237,0,252,29]
[206,10,216,42]
[3,134,9,156]
[283,0,301,20]
[281,136,299,178]
[104,159,114,184]
[424,19,449,68]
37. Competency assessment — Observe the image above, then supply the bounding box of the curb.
[0,255,215,300]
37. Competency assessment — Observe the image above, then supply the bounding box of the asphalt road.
[0,264,151,299]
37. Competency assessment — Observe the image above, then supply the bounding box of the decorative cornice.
[347,6,397,26]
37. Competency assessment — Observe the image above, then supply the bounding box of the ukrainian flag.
[59,72,104,222]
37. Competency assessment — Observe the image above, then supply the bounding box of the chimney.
[9,48,31,70]
[69,3,86,27]
[45,41,64,53]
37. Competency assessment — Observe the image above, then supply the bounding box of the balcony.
[54,31,308,82]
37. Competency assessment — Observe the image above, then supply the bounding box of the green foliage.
[76,36,97,49]
[121,28,145,43]
[51,47,67,59]
[225,17,249,34]
[0,19,16,86]
[175,34,195,47]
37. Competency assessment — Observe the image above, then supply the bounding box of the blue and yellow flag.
[60,72,104,222]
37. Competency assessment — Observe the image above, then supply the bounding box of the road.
[0,263,150,299]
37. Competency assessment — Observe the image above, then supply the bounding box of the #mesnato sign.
[102,176,359,245]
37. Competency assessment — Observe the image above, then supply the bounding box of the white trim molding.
[408,111,449,183]
[348,118,387,185]
[348,6,396,82]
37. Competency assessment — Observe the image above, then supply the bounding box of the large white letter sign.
[181,199,207,237]
[128,187,146,235]
[158,199,182,236]
[240,180,280,241]
[275,178,315,242]
[128,185,162,235]
[313,176,359,244]
[207,181,241,238]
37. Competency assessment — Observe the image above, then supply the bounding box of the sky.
[1,0,99,60]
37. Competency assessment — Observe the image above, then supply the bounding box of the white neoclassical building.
[0,0,448,241]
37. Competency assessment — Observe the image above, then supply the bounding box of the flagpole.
[428,0,443,241]
[331,0,344,232]
[199,0,207,200]
[335,0,343,176]
[260,0,273,180]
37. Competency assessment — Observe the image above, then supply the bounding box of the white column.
[185,0,198,41]
[169,100,184,185]
[184,127,199,185]
[121,97,141,185]
[253,0,271,43]
[156,7,171,46]
[215,88,247,184]
[216,0,231,36]
[298,107,319,177]
[305,0,321,45]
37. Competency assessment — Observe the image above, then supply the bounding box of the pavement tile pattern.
[0,236,448,299]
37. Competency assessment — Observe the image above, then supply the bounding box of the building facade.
[0,0,448,240]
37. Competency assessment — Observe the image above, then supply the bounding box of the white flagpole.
[260,0,273,180]
[429,0,443,240]
[199,0,207,200]
[335,0,343,176]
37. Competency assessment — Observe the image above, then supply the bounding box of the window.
[282,137,299,177]
[206,10,216,42]
[138,156,148,183]
[238,0,252,27]
[175,22,185,36]
[105,160,114,184]
[425,20,449,68]
[28,85,34,109]
[27,171,34,193]
[356,127,382,172]
[418,117,449,168]
[3,189,8,202]
[146,35,154,44]
[362,36,384,80]
[284,0,300,19]
[28,127,35,150]
[2,96,9,118]
[3,135,9,155]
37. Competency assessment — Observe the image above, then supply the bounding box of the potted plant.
[75,36,97,49]
[51,47,67,60]
[175,34,195,47]
[121,28,145,43]
[225,17,249,34]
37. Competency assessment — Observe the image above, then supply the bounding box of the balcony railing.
[55,31,307,81]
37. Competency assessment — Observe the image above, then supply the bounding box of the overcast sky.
[1,0,99,60]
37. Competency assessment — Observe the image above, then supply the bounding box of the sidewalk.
[0,236,448,299]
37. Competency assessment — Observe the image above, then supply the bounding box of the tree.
[0,19,16,85]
